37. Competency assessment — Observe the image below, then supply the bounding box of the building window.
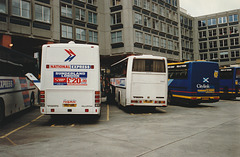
[160,6,165,16]
[198,20,206,27]
[143,0,150,10]
[152,19,159,30]
[145,34,151,45]
[134,13,142,25]
[174,27,178,36]
[135,31,143,43]
[184,29,189,37]
[199,42,207,49]
[186,41,189,49]
[199,31,206,38]
[229,14,238,22]
[174,42,179,51]
[111,0,121,6]
[210,53,218,60]
[167,25,173,35]
[12,0,30,18]
[180,16,184,24]
[111,31,122,43]
[172,0,177,7]
[229,26,238,34]
[231,50,240,58]
[143,16,151,27]
[75,8,85,21]
[168,40,173,50]
[183,17,188,26]
[87,0,96,5]
[161,38,166,48]
[172,12,178,22]
[0,0,7,13]
[218,16,227,24]
[166,0,171,5]
[152,3,158,13]
[219,39,228,47]
[88,11,97,24]
[208,29,216,37]
[186,53,190,60]
[160,22,166,32]
[190,42,193,49]
[111,12,121,25]
[166,9,171,19]
[76,28,86,41]
[209,41,217,48]
[89,30,98,43]
[189,19,192,27]
[134,0,141,7]
[208,18,216,26]
[153,36,159,47]
[61,4,72,18]
[35,4,51,23]
[181,39,185,48]
[200,54,207,60]
[219,27,227,36]
[61,25,73,39]
[230,38,239,46]
[220,52,229,59]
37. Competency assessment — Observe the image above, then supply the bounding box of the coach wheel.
[30,92,35,107]
[0,100,5,124]
[167,91,172,105]
[117,91,122,108]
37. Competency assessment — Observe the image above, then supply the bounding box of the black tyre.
[167,91,172,105]
[30,92,35,107]
[0,100,5,124]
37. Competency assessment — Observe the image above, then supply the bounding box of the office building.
[0,0,239,67]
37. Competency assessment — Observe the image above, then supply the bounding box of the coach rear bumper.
[172,94,220,103]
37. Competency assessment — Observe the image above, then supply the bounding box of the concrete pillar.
[47,41,54,44]
[1,35,12,49]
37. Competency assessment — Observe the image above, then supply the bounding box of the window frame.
[12,0,30,19]
[89,30,98,43]
[61,3,72,18]
[76,27,86,41]
[34,3,51,23]
[75,7,86,21]
[61,25,73,39]
[111,31,122,43]
[111,12,121,25]
[88,11,97,24]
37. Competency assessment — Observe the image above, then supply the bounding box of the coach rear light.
[191,97,197,100]
[95,91,101,107]
[40,91,45,107]
[154,101,166,104]
[131,100,143,103]
[131,100,138,103]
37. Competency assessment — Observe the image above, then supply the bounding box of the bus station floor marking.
[5,137,17,146]
[51,124,65,127]
[0,115,44,139]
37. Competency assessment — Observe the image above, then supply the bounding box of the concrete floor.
[0,99,239,157]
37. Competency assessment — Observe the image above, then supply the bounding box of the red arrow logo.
[65,49,76,62]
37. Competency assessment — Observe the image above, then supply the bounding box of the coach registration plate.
[202,97,209,100]
[144,100,153,103]
[63,104,76,107]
